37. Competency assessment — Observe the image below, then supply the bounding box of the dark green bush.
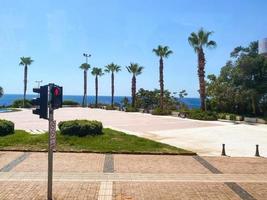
[12,99,32,108]
[187,110,218,121]
[105,105,117,110]
[218,113,227,119]
[152,108,172,115]
[58,120,103,137]
[0,120,15,136]
[229,114,236,121]
[125,106,138,112]
[63,100,80,106]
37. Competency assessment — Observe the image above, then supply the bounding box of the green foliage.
[121,97,130,107]
[207,41,267,116]
[63,100,80,106]
[0,86,3,98]
[217,113,227,119]
[126,63,144,76]
[0,120,14,136]
[12,99,32,108]
[135,88,178,111]
[152,108,172,115]
[187,110,218,121]
[105,105,117,110]
[125,106,138,112]
[79,63,90,70]
[58,120,103,137]
[153,45,173,58]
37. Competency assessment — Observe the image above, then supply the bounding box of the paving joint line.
[103,154,114,173]
[0,152,30,172]
[193,155,256,200]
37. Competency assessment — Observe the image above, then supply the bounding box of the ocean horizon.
[0,94,200,109]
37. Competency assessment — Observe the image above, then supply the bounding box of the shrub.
[152,108,172,115]
[229,114,236,121]
[217,113,227,119]
[58,120,103,137]
[0,120,15,136]
[187,110,217,121]
[125,106,138,112]
[63,100,80,106]
[12,99,32,108]
[105,105,117,110]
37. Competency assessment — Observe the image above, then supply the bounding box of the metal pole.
[48,85,54,200]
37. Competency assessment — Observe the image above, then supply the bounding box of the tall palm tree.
[0,86,3,98]
[126,63,144,107]
[104,63,121,108]
[80,63,90,107]
[153,45,173,110]
[19,57,34,108]
[188,28,216,111]
[91,67,104,108]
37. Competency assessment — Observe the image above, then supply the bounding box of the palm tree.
[0,86,3,98]
[80,63,90,107]
[188,28,216,111]
[91,67,104,108]
[19,57,34,108]
[126,63,144,107]
[104,63,121,108]
[153,45,173,110]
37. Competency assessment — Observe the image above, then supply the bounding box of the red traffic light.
[53,87,60,96]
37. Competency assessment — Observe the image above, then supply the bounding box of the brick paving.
[12,152,104,172]
[114,155,211,174]
[112,182,241,200]
[203,156,267,174]
[0,152,266,199]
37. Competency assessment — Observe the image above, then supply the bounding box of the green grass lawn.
[0,129,194,155]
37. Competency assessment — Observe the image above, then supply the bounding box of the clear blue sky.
[1,0,266,97]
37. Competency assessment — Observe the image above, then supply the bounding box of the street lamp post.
[35,80,43,88]
[83,53,91,107]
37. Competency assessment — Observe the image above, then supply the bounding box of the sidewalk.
[0,152,266,199]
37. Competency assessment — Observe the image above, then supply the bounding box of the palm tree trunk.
[131,75,136,107]
[198,49,206,111]
[95,76,98,108]
[159,57,164,110]
[111,72,114,108]
[23,65,28,108]
[82,70,87,107]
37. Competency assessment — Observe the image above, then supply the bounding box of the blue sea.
[0,94,200,109]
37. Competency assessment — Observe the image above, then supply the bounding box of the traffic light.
[50,85,63,109]
[32,85,48,119]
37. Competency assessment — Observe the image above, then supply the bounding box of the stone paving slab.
[112,182,241,200]
[114,155,211,174]
[12,152,105,172]
[0,181,100,200]
[203,157,267,174]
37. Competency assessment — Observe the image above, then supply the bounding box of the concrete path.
[1,108,266,157]
[0,152,266,199]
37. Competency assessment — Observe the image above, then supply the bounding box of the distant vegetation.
[62,100,80,106]
[12,99,33,108]
[206,41,267,117]
[19,57,34,108]
[0,86,3,98]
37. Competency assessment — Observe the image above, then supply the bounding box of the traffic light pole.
[47,104,54,200]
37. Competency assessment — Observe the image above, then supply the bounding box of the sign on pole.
[49,120,56,152]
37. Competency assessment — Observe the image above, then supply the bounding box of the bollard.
[255,144,260,157]
[221,144,226,156]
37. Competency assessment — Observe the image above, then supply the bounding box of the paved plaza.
[1,108,266,157]
[0,151,266,199]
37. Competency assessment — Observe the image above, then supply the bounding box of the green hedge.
[152,108,172,116]
[12,99,32,108]
[63,100,80,106]
[187,110,218,121]
[58,120,103,137]
[125,106,138,112]
[105,105,117,110]
[0,120,15,136]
